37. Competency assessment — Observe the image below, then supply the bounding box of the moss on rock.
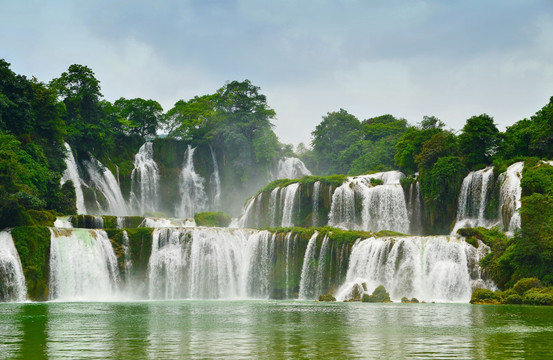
[194,212,232,227]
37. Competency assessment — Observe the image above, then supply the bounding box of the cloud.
[1,0,553,145]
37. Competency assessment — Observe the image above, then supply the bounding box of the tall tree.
[458,114,499,169]
[114,97,163,138]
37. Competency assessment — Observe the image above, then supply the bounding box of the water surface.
[1,301,552,359]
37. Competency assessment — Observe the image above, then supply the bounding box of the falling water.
[498,162,524,233]
[83,157,129,216]
[49,228,120,300]
[269,188,280,227]
[281,183,300,227]
[329,171,410,233]
[60,143,87,214]
[209,146,222,210]
[334,236,492,303]
[298,232,319,299]
[275,157,311,179]
[122,230,132,284]
[0,231,27,302]
[175,146,208,218]
[147,228,276,299]
[451,167,496,234]
[130,142,160,215]
[312,181,321,227]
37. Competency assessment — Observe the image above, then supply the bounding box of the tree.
[459,114,499,169]
[165,94,217,143]
[114,97,163,138]
[311,109,362,175]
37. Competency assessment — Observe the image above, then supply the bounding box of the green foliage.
[502,293,522,304]
[11,226,51,300]
[114,98,163,138]
[458,114,500,169]
[194,212,232,227]
[470,288,501,304]
[362,285,391,303]
[164,95,217,143]
[318,294,336,302]
[522,288,553,306]
[513,278,542,295]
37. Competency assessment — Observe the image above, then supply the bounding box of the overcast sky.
[2,0,553,146]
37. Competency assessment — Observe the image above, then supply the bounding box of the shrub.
[363,285,391,303]
[522,289,553,306]
[513,278,542,295]
[502,294,523,304]
[194,212,232,227]
[470,288,501,304]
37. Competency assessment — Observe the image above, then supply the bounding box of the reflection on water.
[0,301,553,359]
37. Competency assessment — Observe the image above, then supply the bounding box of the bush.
[318,294,336,302]
[522,289,553,306]
[502,294,523,304]
[513,278,542,295]
[363,285,391,303]
[470,288,501,304]
[194,211,232,227]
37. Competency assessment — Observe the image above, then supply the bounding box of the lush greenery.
[471,278,553,306]
[194,212,232,227]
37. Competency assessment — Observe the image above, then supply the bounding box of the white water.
[209,146,222,210]
[175,146,208,218]
[130,142,160,215]
[0,231,27,302]
[83,156,129,216]
[275,157,311,179]
[61,143,87,214]
[148,228,275,299]
[335,236,491,303]
[498,162,524,234]
[53,216,73,228]
[49,228,120,301]
[139,217,196,228]
[451,167,496,234]
[312,181,321,227]
[281,183,300,227]
[329,171,410,233]
[298,232,319,300]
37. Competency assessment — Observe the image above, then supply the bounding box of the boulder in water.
[318,294,336,302]
[362,285,391,303]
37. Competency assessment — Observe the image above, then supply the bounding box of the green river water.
[1,301,552,359]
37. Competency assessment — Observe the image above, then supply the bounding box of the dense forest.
[2,58,553,290]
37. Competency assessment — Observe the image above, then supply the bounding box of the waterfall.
[147,228,276,300]
[334,236,491,303]
[175,146,208,218]
[49,228,120,300]
[329,171,410,234]
[451,167,496,234]
[130,142,160,215]
[139,217,195,228]
[61,143,87,214]
[281,183,300,227]
[498,162,524,233]
[312,181,321,227]
[210,146,222,210]
[275,157,311,179]
[83,156,129,216]
[406,181,423,235]
[122,230,132,284]
[0,231,27,302]
[298,232,319,299]
[269,188,280,227]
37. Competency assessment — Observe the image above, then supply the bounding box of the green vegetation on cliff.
[194,212,231,227]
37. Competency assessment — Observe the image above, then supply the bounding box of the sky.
[1,0,553,146]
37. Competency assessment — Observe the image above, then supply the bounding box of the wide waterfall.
[130,142,160,215]
[175,146,208,218]
[0,231,27,302]
[148,228,276,299]
[329,171,410,233]
[83,156,129,216]
[335,236,492,303]
[275,157,312,179]
[61,143,87,214]
[49,228,120,301]
[451,167,496,234]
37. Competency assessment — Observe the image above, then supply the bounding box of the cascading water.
[451,167,496,234]
[147,228,275,299]
[298,233,319,299]
[0,231,27,302]
[498,162,524,233]
[130,142,160,215]
[175,146,208,218]
[281,183,300,227]
[61,143,87,214]
[49,228,120,300]
[329,171,410,234]
[209,146,222,210]
[312,181,321,227]
[275,157,311,179]
[334,236,492,303]
[83,156,129,216]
